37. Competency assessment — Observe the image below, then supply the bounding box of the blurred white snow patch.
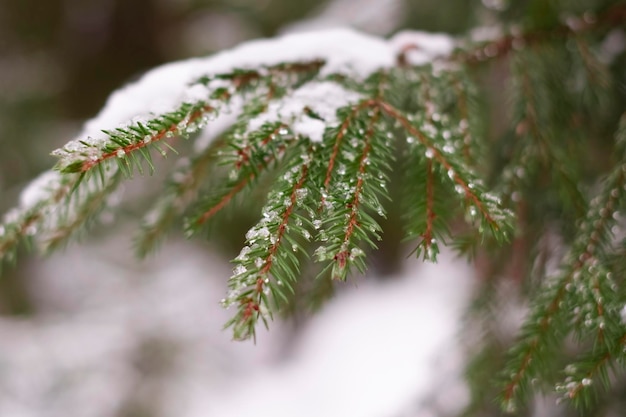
[0,233,472,417]
[205,249,473,417]
[600,29,626,63]
[247,81,363,142]
[17,170,62,211]
[0,234,283,417]
[283,0,405,35]
[390,31,456,65]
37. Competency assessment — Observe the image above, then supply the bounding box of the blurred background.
[0,0,608,416]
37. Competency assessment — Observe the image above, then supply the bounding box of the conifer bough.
[2,4,626,413]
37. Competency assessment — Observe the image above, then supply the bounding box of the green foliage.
[1,2,626,415]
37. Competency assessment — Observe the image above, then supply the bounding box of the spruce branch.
[555,330,626,409]
[135,137,227,256]
[188,122,291,230]
[500,113,626,411]
[314,105,390,281]
[0,28,535,352]
[0,172,78,265]
[223,144,314,341]
[4,7,625,411]
[379,101,513,242]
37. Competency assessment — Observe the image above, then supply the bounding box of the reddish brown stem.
[235,124,285,169]
[422,159,435,248]
[251,153,311,318]
[333,107,380,272]
[378,100,499,228]
[81,105,216,172]
[320,100,377,209]
[196,175,251,225]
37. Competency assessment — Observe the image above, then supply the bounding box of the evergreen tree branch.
[224,144,314,340]
[0,173,78,265]
[318,106,384,280]
[454,2,626,66]
[556,331,626,408]
[500,113,626,411]
[378,100,513,241]
[320,99,377,208]
[135,138,227,256]
[188,122,291,229]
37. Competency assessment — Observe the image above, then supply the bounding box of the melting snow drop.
[425,148,434,159]
[233,265,247,276]
[350,247,364,258]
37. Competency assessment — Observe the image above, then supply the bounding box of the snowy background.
[0,234,473,417]
[0,0,513,416]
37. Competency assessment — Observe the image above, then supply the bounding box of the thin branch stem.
[333,107,380,274]
[378,100,499,229]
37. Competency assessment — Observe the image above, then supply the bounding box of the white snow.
[54,28,395,162]
[0,234,472,417]
[50,27,460,168]
[390,31,456,65]
[247,81,363,142]
[206,250,472,417]
[18,170,63,212]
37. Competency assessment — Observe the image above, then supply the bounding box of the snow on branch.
[0,27,519,343]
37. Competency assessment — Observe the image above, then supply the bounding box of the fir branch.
[500,113,626,411]
[135,138,226,256]
[54,100,221,175]
[450,75,476,163]
[85,104,215,172]
[0,172,78,266]
[403,151,451,262]
[320,99,376,202]
[188,122,291,229]
[574,36,611,89]
[0,167,121,266]
[556,332,626,408]
[42,171,123,251]
[378,101,513,241]
[318,106,384,281]
[224,144,314,340]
